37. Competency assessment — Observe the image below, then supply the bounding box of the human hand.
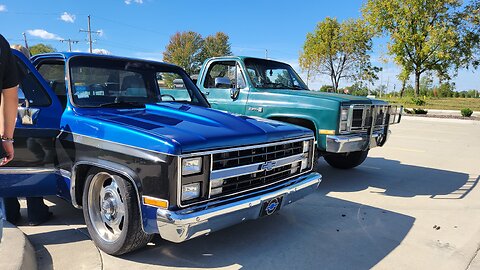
[0,141,14,166]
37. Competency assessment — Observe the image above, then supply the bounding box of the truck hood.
[74,103,312,154]
[265,89,387,105]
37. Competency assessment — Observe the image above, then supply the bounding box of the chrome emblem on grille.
[259,161,277,171]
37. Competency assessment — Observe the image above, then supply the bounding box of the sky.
[0,0,478,92]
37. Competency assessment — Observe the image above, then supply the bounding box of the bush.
[413,108,428,114]
[461,108,473,117]
[411,97,426,106]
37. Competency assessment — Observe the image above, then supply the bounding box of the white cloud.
[97,29,104,37]
[27,29,62,40]
[124,0,143,4]
[0,4,6,12]
[60,12,75,23]
[92,48,111,55]
[133,51,163,62]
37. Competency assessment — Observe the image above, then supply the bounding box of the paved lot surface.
[16,116,480,270]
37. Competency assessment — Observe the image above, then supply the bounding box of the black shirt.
[0,34,19,93]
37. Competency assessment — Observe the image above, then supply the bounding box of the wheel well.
[269,117,316,135]
[73,164,93,207]
[73,164,139,207]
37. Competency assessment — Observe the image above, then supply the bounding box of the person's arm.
[1,86,18,165]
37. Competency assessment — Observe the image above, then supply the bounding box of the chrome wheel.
[87,172,126,242]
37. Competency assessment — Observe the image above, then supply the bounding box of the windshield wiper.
[99,101,145,108]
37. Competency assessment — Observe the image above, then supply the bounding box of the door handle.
[18,107,40,125]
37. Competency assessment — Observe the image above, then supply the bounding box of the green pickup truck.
[196,56,402,169]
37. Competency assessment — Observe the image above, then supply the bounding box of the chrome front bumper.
[156,172,321,243]
[326,130,391,153]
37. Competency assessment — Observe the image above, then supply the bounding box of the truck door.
[0,51,64,198]
[199,60,249,114]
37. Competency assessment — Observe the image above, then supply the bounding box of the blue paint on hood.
[64,102,312,155]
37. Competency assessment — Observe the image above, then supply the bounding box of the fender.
[70,160,142,209]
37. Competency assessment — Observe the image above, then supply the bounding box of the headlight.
[301,139,313,172]
[340,122,347,131]
[181,182,201,201]
[303,140,310,153]
[182,157,202,176]
[340,108,348,121]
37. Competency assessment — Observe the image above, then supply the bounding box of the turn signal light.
[143,196,169,209]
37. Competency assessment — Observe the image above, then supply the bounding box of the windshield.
[244,58,309,90]
[69,57,209,108]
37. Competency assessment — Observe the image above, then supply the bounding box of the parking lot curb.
[0,222,37,270]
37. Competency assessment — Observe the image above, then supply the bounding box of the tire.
[82,168,152,255]
[324,150,369,169]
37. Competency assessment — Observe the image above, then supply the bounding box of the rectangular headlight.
[340,108,349,121]
[181,182,201,201]
[182,157,202,176]
[303,140,310,153]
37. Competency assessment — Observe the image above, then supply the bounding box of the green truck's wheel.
[82,169,152,255]
[324,150,369,169]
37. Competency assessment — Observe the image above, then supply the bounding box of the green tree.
[29,43,55,55]
[200,32,232,62]
[458,0,480,68]
[319,85,334,92]
[363,0,464,97]
[299,17,377,93]
[163,31,204,75]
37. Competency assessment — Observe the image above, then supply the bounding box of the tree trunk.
[400,79,406,97]
[331,75,337,93]
[414,71,421,97]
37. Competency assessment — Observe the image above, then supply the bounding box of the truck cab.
[197,56,402,169]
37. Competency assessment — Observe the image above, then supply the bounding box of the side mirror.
[230,88,240,100]
[214,77,232,89]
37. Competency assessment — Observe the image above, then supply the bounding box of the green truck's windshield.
[69,57,209,108]
[244,58,309,90]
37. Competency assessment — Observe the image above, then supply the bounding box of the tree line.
[300,0,479,97]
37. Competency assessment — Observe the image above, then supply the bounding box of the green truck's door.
[199,60,249,114]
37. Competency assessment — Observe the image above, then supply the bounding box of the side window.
[15,57,51,107]
[37,62,67,108]
[204,61,246,89]
[157,72,192,102]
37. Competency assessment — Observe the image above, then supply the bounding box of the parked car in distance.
[0,51,321,255]
[197,56,402,169]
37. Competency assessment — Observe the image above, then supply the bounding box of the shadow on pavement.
[23,156,474,269]
[115,194,414,270]
[317,157,475,199]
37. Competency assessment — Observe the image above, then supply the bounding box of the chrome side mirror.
[17,88,39,125]
[214,77,232,89]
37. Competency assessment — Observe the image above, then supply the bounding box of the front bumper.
[156,172,321,243]
[326,130,391,153]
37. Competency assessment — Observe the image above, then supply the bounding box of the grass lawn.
[382,97,480,111]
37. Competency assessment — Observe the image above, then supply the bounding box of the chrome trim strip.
[180,136,314,157]
[210,153,305,180]
[64,131,175,157]
[0,168,57,174]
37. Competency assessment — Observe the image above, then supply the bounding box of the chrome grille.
[349,105,390,132]
[212,141,303,170]
[209,138,313,198]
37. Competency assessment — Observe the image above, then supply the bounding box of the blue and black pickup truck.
[0,51,321,254]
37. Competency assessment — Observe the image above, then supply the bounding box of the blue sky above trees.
[0,0,477,91]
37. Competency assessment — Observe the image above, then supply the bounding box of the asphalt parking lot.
[16,116,480,270]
